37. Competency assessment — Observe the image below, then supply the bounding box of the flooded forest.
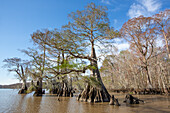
[2,2,170,113]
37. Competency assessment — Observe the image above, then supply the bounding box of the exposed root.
[50,82,73,97]
[77,84,110,102]
[109,95,120,106]
[123,94,144,104]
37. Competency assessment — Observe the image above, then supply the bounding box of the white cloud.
[128,0,162,18]
[113,38,129,50]
[97,42,130,68]
[140,0,161,12]
[113,43,129,51]
[0,78,19,85]
[101,0,111,5]
[95,38,130,67]
[128,3,146,18]
[113,19,118,26]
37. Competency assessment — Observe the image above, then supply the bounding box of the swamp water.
[0,89,169,113]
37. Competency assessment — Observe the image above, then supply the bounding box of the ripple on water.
[0,89,170,113]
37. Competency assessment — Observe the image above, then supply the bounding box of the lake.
[0,89,169,113]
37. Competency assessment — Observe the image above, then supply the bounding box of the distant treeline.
[0,83,31,89]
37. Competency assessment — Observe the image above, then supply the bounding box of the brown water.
[0,89,170,113]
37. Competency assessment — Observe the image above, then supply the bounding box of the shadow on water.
[24,94,42,113]
[9,91,43,113]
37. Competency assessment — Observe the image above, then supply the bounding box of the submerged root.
[109,95,120,106]
[123,94,144,104]
[18,88,27,94]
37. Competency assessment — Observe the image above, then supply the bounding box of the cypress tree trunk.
[78,43,110,102]
[34,78,43,96]
[18,65,27,94]
[33,44,46,96]
[50,78,73,97]
[18,79,27,94]
[145,66,152,88]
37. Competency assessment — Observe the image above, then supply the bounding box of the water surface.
[0,89,169,113]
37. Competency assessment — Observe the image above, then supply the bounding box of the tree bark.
[162,29,170,59]
[18,79,27,94]
[78,43,110,102]
[34,78,43,96]
[145,66,152,88]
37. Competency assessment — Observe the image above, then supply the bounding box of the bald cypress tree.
[61,3,118,102]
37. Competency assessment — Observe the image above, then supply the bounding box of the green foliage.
[27,85,36,93]
[72,80,85,90]
[129,92,133,95]
[60,60,79,69]
[87,65,96,70]
[80,75,102,88]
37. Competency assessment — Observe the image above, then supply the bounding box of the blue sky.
[0,0,169,85]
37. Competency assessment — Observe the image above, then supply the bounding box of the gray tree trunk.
[78,43,110,102]
[18,79,27,94]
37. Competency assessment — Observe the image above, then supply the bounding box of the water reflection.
[24,95,42,113]
[0,89,169,113]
